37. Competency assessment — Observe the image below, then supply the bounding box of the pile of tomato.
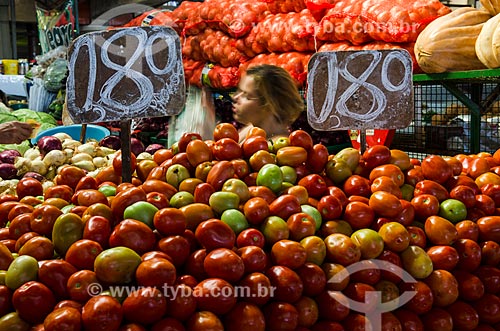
[0,122,500,331]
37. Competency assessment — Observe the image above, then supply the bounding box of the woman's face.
[232,75,266,126]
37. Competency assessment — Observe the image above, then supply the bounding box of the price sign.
[306,50,413,131]
[66,26,185,124]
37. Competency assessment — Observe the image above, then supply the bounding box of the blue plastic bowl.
[32,124,110,144]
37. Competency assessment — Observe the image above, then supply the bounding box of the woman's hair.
[245,64,304,126]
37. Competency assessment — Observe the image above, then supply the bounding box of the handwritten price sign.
[66,26,185,124]
[306,50,413,131]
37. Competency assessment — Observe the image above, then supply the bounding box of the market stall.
[0,0,500,330]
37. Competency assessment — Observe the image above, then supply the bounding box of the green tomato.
[221,209,249,235]
[5,255,39,290]
[400,183,414,201]
[94,246,142,285]
[260,215,289,246]
[0,312,30,331]
[52,212,84,257]
[301,204,323,231]
[256,163,283,193]
[123,201,159,229]
[333,147,361,171]
[400,245,433,279]
[300,235,326,265]
[325,159,352,185]
[169,191,195,209]
[98,185,116,197]
[272,136,290,153]
[438,198,467,224]
[60,204,75,214]
[209,191,240,215]
[165,164,191,188]
[280,165,297,184]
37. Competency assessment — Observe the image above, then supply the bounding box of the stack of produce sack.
[123,0,452,89]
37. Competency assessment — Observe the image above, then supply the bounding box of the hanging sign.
[306,50,414,132]
[66,26,185,124]
[35,0,78,54]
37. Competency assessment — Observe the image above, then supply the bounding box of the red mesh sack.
[203,64,241,90]
[238,10,321,57]
[182,35,204,62]
[316,0,451,44]
[240,52,312,88]
[304,0,337,21]
[259,0,307,14]
[187,0,270,38]
[183,58,205,88]
[122,9,182,33]
[183,28,248,67]
[317,41,422,73]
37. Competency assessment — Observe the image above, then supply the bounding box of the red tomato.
[164,284,197,321]
[67,269,99,303]
[242,136,269,159]
[343,201,375,230]
[43,307,82,331]
[186,310,223,331]
[481,240,500,266]
[306,143,329,174]
[38,259,77,301]
[411,194,440,221]
[369,190,403,218]
[236,245,268,273]
[447,300,479,331]
[156,235,191,267]
[81,295,123,331]
[286,212,316,241]
[271,239,307,270]
[65,239,103,270]
[268,194,301,220]
[343,175,371,197]
[471,293,500,325]
[83,215,112,249]
[213,122,239,142]
[212,137,243,161]
[30,204,62,237]
[324,233,361,266]
[109,219,156,255]
[421,155,453,184]
[16,177,43,199]
[473,265,500,295]
[423,269,459,307]
[420,308,453,331]
[194,278,237,315]
[223,301,265,331]
[263,301,299,331]
[315,290,350,322]
[453,238,482,272]
[453,269,485,302]
[393,308,424,331]
[12,280,56,324]
[289,129,313,150]
[236,228,266,248]
[153,208,186,236]
[296,263,327,297]
[426,245,459,271]
[44,184,73,201]
[363,145,391,170]
[0,285,12,317]
[56,165,87,189]
[243,197,270,226]
[204,248,245,283]
[110,186,146,220]
[399,280,434,315]
[122,287,167,325]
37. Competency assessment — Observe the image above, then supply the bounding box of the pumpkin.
[476,13,500,68]
[480,0,500,15]
[414,7,491,73]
